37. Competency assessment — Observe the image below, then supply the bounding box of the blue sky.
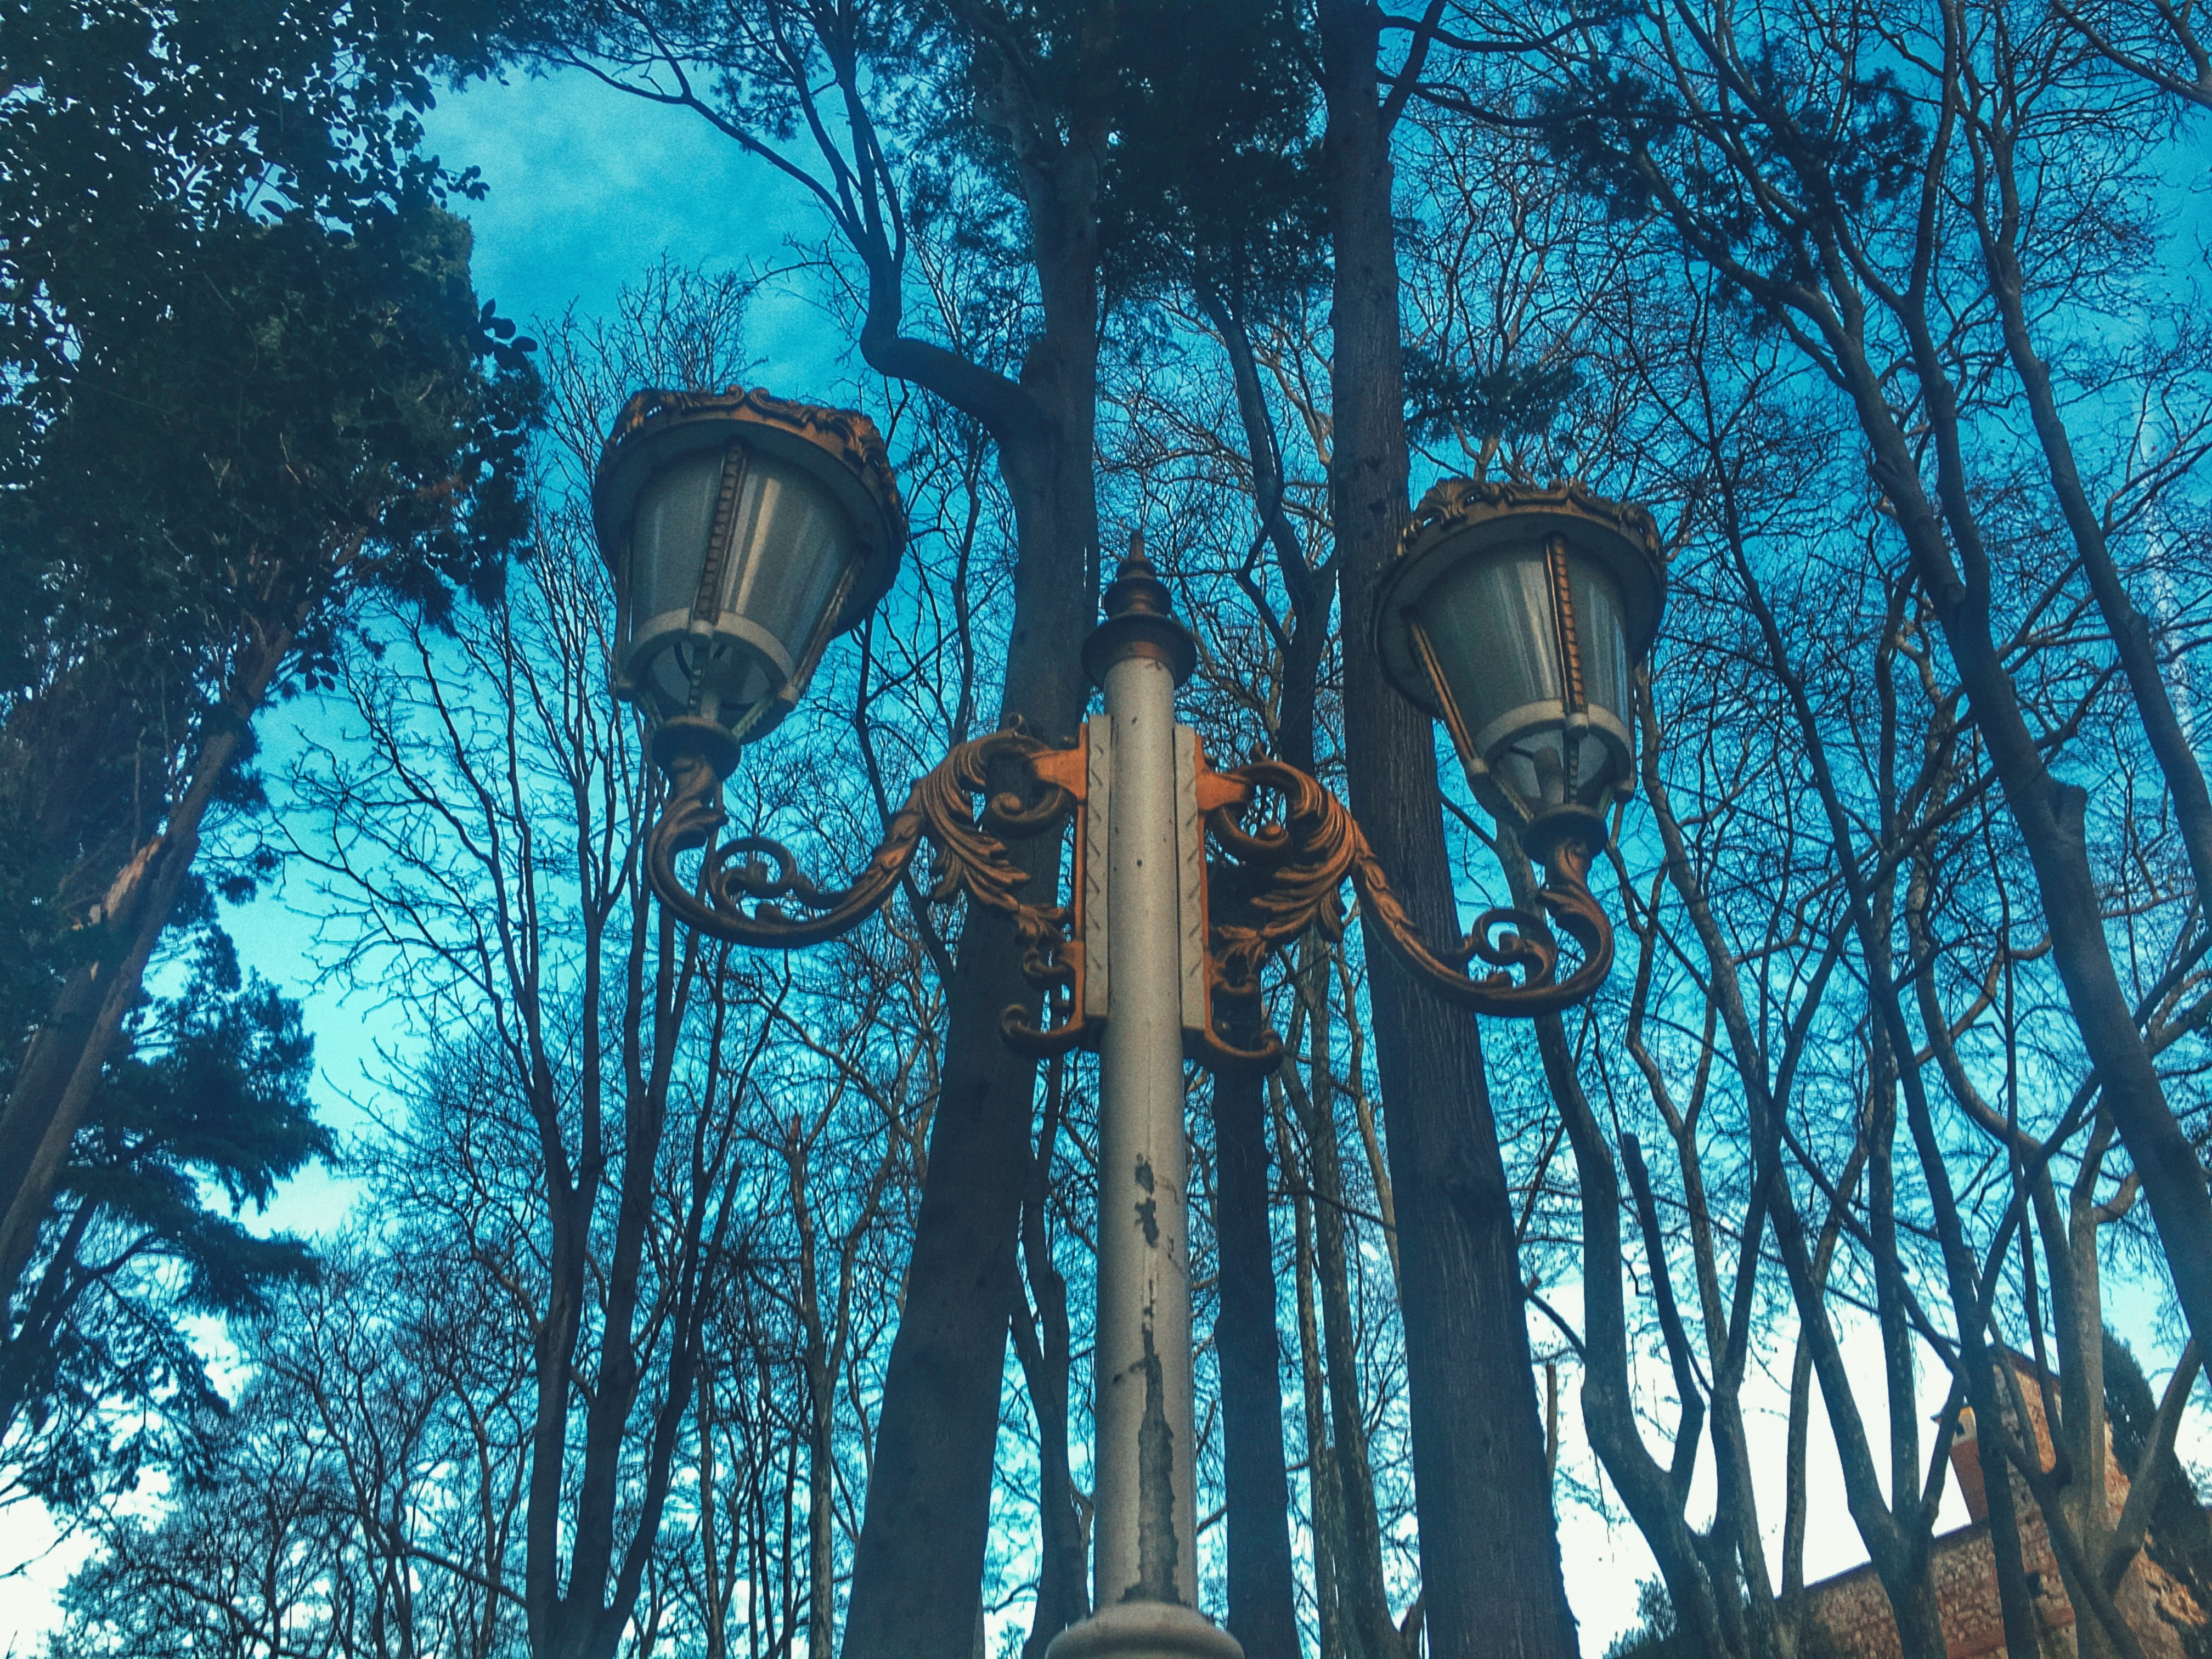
[423,65,831,368]
[215,66,855,1232]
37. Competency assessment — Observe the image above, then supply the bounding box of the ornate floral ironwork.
[645,727,1094,1054]
[1194,761,1350,1068]
[644,729,1613,1077]
[1200,757,1615,1036]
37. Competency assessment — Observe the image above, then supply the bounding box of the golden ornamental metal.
[638,510,1641,1068]
[1397,475,1662,564]
[646,725,1095,1056]
[644,727,1617,1072]
[1196,754,1615,1064]
[603,385,909,549]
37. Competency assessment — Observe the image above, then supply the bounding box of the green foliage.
[2,0,538,658]
[1,0,501,444]
[1096,0,1324,318]
[1,917,329,1510]
[80,917,328,1259]
[1402,345,1585,447]
[0,0,534,1512]
[1530,27,1928,281]
[0,200,535,1100]
[1605,1577,1680,1658]
[18,202,535,664]
[0,0,537,1062]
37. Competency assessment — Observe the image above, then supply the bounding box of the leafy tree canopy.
[2,907,329,1511]
[0,0,535,1513]
[0,0,537,1026]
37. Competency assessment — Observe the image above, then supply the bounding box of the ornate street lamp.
[1375,477,1663,856]
[592,387,907,781]
[594,392,1664,1659]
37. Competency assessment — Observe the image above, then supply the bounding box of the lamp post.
[591,388,1664,1659]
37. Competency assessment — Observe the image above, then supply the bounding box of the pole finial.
[1084,528,1196,687]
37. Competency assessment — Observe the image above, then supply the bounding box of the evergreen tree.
[1603,1578,1679,1659]
[1,907,329,1511]
[0,0,535,1505]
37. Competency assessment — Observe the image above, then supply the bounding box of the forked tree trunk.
[838,99,1104,1659]
[1314,5,1578,1653]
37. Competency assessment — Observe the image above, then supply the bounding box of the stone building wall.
[1799,1353,2205,1659]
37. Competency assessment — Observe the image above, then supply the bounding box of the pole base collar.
[1044,1602,1244,1659]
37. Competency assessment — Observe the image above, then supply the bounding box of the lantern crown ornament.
[1373,477,1665,857]
[592,387,907,778]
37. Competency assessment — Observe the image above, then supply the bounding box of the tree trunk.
[839,220,1102,1659]
[1196,278,1327,1659]
[1211,1026,1301,1657]
[1313,7,1578,1654]
[1970,117,2212,916]
[1015,1062,1089,1659]
[0,627,292,1306]
[832,19,1110,1646]
[1284,957,1406,1659]
[1828,279,2212,1374]
[1537,1019,1735,1657]
[788,1132,838,1659]
[1283,1074,1346,1659]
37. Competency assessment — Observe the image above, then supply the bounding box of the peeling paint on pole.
[1131,1319,1181,1604]
[1134,1156,1160,1246]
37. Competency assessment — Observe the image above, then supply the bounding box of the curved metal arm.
[646,729,1092,1051]
[1351,831,1612,1014]
[1206,758,1613,1021]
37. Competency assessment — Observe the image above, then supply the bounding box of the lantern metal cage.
[591,387,908,780]
[1372,478,1666,860]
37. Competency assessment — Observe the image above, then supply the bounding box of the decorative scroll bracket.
[642,721,1614,1076]
[644,721,1097,1055]
[1193,754,1616,1069]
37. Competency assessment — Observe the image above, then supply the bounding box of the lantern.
[591,388,906,775]
[1373,479,1664,852]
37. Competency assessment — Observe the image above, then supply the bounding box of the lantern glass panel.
[1567,556,1632,726]
[623,447,859,731]
[1417,549,1564,743]
[1415,541,1638,815]
[631,451,724,628]
[718,456,853,669]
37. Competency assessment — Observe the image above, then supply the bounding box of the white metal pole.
[1093,640,1195,1604]
[1048,549,1239,1659]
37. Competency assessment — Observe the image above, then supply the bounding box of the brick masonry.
[1801,1354,2207,1659]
